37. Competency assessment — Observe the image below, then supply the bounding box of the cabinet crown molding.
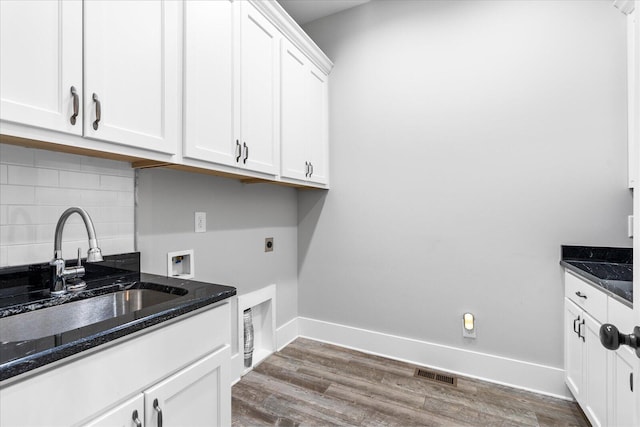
[249,0,333,75]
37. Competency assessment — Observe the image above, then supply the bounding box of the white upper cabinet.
[183,0,235,166]
[84,0,179,154]
[1,0,332,188]
[0,0,83,135]
[280,39,329,185]
[629,7,640,188]
[238,1,280,175]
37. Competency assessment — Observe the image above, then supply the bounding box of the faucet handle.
[77,247,82,267]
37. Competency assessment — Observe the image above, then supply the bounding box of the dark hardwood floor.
[232,337,589,426]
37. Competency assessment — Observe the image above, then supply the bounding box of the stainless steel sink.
[0,287,183,343]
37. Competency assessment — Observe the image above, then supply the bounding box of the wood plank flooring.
[232,338,590,427]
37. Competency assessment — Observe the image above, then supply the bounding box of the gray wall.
[135,168,298,329]
[299,0,632,368]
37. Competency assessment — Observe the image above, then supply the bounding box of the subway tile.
[118,222,135,236]
[81,190,119,207]
[0,165,7,184]
[116,191,135,207]
[100,174,133,191]
[59,170,100,190]
[36,206,68,224]
[0,144,35,166]
[81,156,134,177]
[34,187,83,206]
[0,225,38,246]
[7,243,51,266]
[0,185,35,204]
[100,237,135,256]
[34,149,83,171]
[5,206,38,225]
[0,246,8,267]
[8,165,59,187]
[0,206,7,225]
[36,224,56,243]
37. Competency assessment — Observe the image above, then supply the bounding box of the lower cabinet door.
[564,298,583,399]
[144,345,231,427]
[610,347,638,427]
[83,394,144,427]
[583,311,607,427]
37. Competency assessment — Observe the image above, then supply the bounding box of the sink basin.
[0,286,185,343]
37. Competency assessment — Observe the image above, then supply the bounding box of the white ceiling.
[278,0,371,25]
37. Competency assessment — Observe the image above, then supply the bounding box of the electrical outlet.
[265,237,274,252]
[195,212,206,233]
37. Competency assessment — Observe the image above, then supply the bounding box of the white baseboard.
[295,317,572,400]
[276,317,299,350]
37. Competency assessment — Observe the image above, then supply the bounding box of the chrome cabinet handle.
[70,86,79,125]
[575,291,587,299]
[243,142,248,164]
[132,409,142,427]
[631,372,634,392]
[310,162,314,177]
[573,316,581,334]
[153,399,163,427]
[578,319,585,342]
[305,161,309,177]
[92,93,101,130]
[235,140,242,162]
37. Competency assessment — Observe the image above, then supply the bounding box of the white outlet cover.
[195,212,206,233]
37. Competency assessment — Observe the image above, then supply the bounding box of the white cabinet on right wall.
[628,4,639,188]
[280,39,329,186]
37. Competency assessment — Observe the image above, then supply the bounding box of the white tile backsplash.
[60,170,101,190]
[0,143,135,267]
[7,165,59,187]
[1,185,36,204]
[0,144,35,166]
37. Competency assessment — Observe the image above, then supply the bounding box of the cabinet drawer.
[565,272,607,322]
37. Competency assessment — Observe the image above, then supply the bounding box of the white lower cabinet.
[609,347,638,427]
[583,311,607,427]
[0,303,231,427]
[85,345,230,427]
[564,298,607,427]
[564,271,638,427]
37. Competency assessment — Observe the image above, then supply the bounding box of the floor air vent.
[414,368,458,387]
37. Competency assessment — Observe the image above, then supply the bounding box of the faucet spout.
[50,207,103,295]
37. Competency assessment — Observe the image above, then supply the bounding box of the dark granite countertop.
[560,245,632,308]
[0,253,236,382]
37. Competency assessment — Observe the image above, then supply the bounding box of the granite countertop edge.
[0,273,236,382]
[560,260,632,308]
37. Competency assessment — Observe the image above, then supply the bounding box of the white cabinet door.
[0,0,82,135]
[183,0,235,166]
[281,40,312,182]
[239,1,279,175]
[583,311,607,427]
[84,0,179,154]
[83,394,144,427]
[628,8,639,188]
[609,347,638,427]
[280,39,329,185]
[144,345,231,427]
[565,298,584,399]
[307,65,329,185]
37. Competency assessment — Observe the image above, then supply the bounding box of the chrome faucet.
[50,207,103,295]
